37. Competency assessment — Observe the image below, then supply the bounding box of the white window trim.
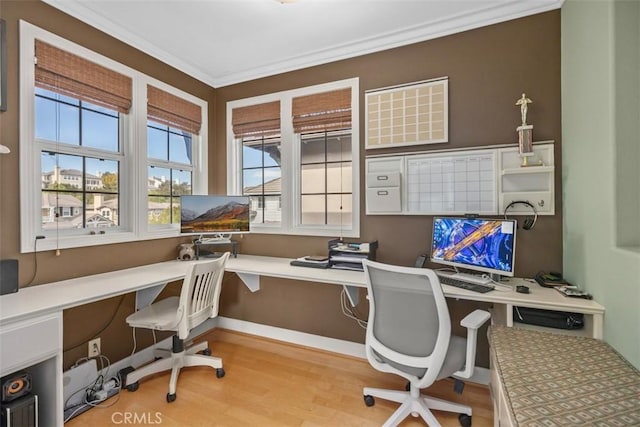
[19,21,207,253]
[226,78,360,238]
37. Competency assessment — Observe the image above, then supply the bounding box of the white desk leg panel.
[343,285,359,307]
[135,284,168,310]
[236,272,260,292]
[593,313,604,339]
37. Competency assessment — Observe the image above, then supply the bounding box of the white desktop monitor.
[430,216,517,277]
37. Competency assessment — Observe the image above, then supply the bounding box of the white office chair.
[124,253,230,402]
[361,259,491,427]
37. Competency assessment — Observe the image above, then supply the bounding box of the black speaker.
[1,372,31,403]
[0,260,18,296]
[0,394,37,427]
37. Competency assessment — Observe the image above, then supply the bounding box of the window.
[227,79,359,237]
[300,131,352,226]
[20,22,207,252]
[146,85,202,227]
[37,87,122,231]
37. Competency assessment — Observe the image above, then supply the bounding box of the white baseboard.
[81,317,487,388]
[215,316,366,359]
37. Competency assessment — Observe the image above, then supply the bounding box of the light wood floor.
[66,329,493,426]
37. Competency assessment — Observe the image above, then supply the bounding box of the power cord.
[340,289,367,329]
[63,354,121,423]
[24,235,46,287]
[63,295,126,353]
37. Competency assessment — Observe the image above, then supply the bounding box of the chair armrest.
[454,309,491,379]
[461,309,491,329]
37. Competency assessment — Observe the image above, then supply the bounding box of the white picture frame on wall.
[365,77,448,150]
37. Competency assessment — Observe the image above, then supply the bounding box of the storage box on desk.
[327,239,378,272]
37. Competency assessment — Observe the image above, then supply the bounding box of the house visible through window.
[34,35,126,233]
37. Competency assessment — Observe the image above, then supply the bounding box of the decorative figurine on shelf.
[516,93,532,126]
[515,93,536,166]
[177,243,195,261]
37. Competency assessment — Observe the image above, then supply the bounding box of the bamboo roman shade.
[147,85,202,135]
[292,88,351,133]
[34,40,132,113]
[232,101,281,138]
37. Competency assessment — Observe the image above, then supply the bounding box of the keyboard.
[438,276,495,293]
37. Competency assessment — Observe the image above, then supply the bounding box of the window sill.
[24,228,186,253]
[249,226,359,239]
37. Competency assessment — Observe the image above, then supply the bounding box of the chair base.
[364,383,471,427]
[125,338,222,397]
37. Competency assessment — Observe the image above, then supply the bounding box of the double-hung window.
[20,22,207,252]
[227,78,359,237]
[146,85,202,227]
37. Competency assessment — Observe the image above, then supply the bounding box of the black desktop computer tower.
[0,394,38,427]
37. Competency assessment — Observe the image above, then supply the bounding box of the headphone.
[504,200,538,230]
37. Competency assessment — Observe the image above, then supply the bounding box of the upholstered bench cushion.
[489,326,640,426]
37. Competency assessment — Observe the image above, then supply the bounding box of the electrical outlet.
[88,337,101,358]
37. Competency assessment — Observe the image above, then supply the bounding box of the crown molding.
[43,0,563,88]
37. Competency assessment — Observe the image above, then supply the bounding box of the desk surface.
[0,255,604,325]
[226,255,605,314]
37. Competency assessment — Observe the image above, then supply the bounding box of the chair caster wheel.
[202,348,211,356]
[458,413,472,427]
[364,395,375,407]
[126,382,139,392]
[166,393,176,403]
[216,368,225,378]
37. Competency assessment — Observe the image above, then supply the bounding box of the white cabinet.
[0,312,63,426]
[366,157,403,214]
[498,143,555,215]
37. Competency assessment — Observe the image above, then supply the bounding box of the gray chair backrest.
[363,259,451,385]
[367,264,442,357]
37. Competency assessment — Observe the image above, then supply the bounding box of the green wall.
[562,0,640,368]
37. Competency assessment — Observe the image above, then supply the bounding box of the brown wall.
[0,1,215,369]
[0,1,561,370]
[215,11,562,366]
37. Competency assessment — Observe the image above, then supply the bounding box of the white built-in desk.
[0,255,605,426]
[225,255,605,339]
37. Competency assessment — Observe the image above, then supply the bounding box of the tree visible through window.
[147,121,193,225]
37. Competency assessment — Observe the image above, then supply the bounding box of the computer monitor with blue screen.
[180,195,250,242]
[430,217,517,282]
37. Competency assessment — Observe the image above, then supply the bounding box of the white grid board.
[366,78,448,149]
[406,151,496,215]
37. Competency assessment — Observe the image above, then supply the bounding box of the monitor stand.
[193,235,238,258]
[196,233,232,244]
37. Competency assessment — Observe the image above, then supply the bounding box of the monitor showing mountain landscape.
[180,195,250,235]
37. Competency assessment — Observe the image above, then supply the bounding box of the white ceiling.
[43,0,563,88]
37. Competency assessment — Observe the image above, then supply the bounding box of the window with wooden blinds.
[232,101,281,138]
[148,85,202,135]
[366,78,448,149]
[292,88,351,133]
[34,39,132,113]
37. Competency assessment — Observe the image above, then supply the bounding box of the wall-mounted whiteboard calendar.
[366,143,555,216]
[406,151,496,214]
[366,150,496,215]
